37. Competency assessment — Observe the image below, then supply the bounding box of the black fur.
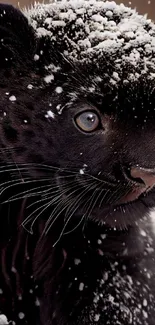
[0,3,155,325]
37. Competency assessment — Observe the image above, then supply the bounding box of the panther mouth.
[117,186,148,205]
[90,179,155,228]
[117,166,155,205]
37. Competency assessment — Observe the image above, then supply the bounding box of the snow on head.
[25,0,155,83]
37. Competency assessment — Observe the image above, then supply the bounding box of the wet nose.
[130,167,155,188]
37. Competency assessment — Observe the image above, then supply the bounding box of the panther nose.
[130,167,155,188]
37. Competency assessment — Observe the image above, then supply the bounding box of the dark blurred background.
[1,0,155,20]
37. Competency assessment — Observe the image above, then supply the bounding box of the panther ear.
[0,4,36,68]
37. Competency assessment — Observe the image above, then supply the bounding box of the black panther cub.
[1,1,155,324]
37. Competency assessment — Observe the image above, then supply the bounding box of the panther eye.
[75,111,100,132]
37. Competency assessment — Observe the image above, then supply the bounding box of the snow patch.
[45,110,55,119]
[0,315,8,325]
[9,95,16,102]
[25,0,155,82]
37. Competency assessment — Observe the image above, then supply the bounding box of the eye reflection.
[75,111,100,132]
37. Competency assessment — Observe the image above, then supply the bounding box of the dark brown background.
[1,0,155,20]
